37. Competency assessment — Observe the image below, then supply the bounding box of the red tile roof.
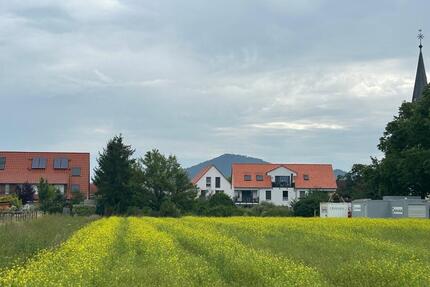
[232,163,337,189]
[0,151,90,195]
[191,165,213,185]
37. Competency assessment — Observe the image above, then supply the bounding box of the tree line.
[338,86,430,200]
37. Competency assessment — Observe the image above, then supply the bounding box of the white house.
[191,165,233,198]
[231,163,337,206]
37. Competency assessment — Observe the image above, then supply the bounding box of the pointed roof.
[412,37,428,102]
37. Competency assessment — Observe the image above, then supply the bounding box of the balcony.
[272,182,294,188]
[234,197,260,205]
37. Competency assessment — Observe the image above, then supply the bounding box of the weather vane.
[418,29,424,50]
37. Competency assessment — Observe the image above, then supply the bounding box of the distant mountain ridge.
[333,169,347,178]
[186,154,267,179]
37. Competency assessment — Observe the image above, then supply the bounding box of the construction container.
[352,196,430,218]
[320,202,351,218]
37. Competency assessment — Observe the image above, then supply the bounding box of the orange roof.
[191,165,213,185]
[0,151,90,192]
[232,163,337,189]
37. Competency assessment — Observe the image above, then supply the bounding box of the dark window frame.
[206,176,211,187]
[32,157,47,169]
[71,184,80,192]
[283,190,289,201]
[215,177,221,188]
[274,176,291,187]
[266,190,271,200]
[244,175,252,181]
[0,157,5,170]
[256,175,264,181]
[71,167,81,177]
[54,158,69,169]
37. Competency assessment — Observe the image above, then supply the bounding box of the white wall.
[258,188,297,206]
[195,166,233,198]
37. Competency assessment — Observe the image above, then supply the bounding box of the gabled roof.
[232,163,337,189]
[191,165,213,185]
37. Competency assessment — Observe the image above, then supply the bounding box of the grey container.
[352,197,430,218]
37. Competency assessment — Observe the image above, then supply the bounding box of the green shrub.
[208,192,235,207]
[72,205,96,216]
[0,195,22,209]
[159,200,181,217]
[126,206,144,216]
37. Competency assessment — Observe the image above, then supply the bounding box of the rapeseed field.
[1,217,429,286]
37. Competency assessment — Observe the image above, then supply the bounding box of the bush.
[208,192,235,207]
[72,205,96,216]
[126,206,144,216]
[0,195,22,209]
[249,202,293,217]
[159,200,181,217]
[292,191,329,217]
[71,192,85,205]
[205,205,243,217]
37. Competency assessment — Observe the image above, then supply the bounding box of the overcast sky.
[1,0,428,172]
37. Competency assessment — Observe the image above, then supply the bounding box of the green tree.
[138,149,197,213]
[291,190,329,217]
[93,135,136,215]
[377,86,430,198]
[337,162,381,200]
[37,178,66,213]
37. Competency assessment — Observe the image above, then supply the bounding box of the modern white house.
[231,163,337,206]
[191,165,234,198]
[192,163,337,206]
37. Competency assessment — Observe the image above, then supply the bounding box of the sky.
[0,0,428,172]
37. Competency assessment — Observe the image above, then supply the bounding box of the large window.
[256,175,264,181]
[32,157,47,169]
[0,157,5,170]
[266,190,271,200]
[215,177,221,188]
[54,158,68,169]
[71,167,81,177]
[206,177,211,187]
[274,176,291,187]
[244,175,252,181]
[283,190,289,201]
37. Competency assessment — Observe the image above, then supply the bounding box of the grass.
[0,214,94,269]
[1,217,429,286]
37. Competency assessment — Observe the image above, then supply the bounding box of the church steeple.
[412,30,428,102]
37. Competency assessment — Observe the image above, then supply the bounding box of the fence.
[0,211,39,223]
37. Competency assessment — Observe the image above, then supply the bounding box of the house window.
[71,167,81,177]
[215,177,221,188]
[71,184,80,192]
[266,190,271,200]
[0,157,5,170]
[244,175,252,181]
[32,157,47,169]
[206,177,211,187]
[54,158,68,169]
[200,190,207,197]
[283,190,288,201]
[275,176,290,187]
[299,190,306,198]
[256,175,264,181]
[303,174,310,180]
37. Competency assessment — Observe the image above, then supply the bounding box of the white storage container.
[320,202,351,218]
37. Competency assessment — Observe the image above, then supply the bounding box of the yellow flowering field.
[1,217,429,286]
